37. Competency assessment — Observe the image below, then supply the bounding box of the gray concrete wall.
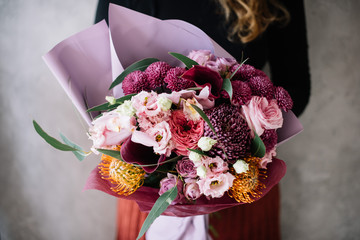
[0,0,359,239]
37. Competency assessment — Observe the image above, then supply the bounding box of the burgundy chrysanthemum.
[122,70,150,95]
[145,61,171,89]
[260,129,278,152]
[230,64,267,82]
[275,86,293,112]
[204,104,251,163]
[164,67,195,91]
[231,80,252,106]
[248,76,275,100]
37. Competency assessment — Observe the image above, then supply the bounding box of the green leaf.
[97,149,122,160]
[190,104,216,135]
[87,93,136,112]
[251,132,266,158]
[60,133,87,161]
[229,58,248,80]
[168,52,199,69]
[136,185,178,240]
[33,120,79,151]
[109,58,160,90]
[222,78,233,99]
[187,148,207,156]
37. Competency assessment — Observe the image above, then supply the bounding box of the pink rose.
[241,96,283,137]
[197,173,235,198]
[201,156,229,178]
[176,158,197,178]
[187,50,215,66]
[159,173,184,205]
[169,110,204,156]
[184,178,201,201]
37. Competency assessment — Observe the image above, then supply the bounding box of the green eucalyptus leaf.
[168,52,199,69]
[97,149,122,160]
[60,133,87,161]
[109,58,160,90]
[33,120,79,151]
[136,185,178,240]
[187,148,207,156]
[229,58,248,80]
[222,78,233,99]
[251,132,266,158]
[190,104,216,135]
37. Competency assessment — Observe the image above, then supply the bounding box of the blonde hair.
[217,0,290,43]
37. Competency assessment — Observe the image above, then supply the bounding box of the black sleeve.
[267,0,311,117]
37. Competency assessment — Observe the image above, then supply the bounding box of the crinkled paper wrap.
[43,4,302,217]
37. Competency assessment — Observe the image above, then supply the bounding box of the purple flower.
[159,173,185,205]
[145,61,171,89]
[275,86,293,112]
[122,70,150,95]
[176,158,197,178]
[164,67,194,91]
[230,80,252,106]
[248,76,275,101]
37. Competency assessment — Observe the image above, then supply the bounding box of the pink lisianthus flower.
[201,156,229,178]
[241,96,283,137]
[197,172,235,198]
[187,50,215,66]
[168,110,204,156]
[89,111,136,150]
[184,178,201,201]
[181,97,203,122]
[259,147,277,169]
[146,121,174,156]
[159,173,185,205]
[205,57,237,76]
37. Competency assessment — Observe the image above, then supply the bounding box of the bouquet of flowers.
[34,4,302,239]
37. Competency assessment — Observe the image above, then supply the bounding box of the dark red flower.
[122,70,150,95]
[182,65,223,99]
[120,138,166,173]
[164,67,194,91]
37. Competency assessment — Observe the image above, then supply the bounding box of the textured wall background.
[0,0,359,239]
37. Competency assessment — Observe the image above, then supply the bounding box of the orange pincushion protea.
[228,156,266,203]
[98,153,146,196]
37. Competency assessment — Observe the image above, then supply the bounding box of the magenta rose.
[159,173,185,205]
[181,65,223,99]
[176,158,197,178]
[169,110,204,156]
[241,96,283,137]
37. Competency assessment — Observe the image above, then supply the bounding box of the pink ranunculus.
[146,121,174,156]
[169,110,204,156]
[187,50,215,66]
[201,156,229,178]
[259,147,277,169]
[159,173,185,205]
[241,96,283,137]
[197,173,235,198]
[176,158,197,178]
[184,178,201,201]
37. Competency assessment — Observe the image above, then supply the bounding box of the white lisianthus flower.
[197,137,217,151]
[196,165,207,178]
[233,160,249,174]
[157,96,172,111]
[116,100,136,117]
[105,96,116,105]
[189,151,202,165]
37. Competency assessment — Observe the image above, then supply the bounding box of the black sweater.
[95,0,311,116]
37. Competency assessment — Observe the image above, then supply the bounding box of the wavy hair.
[217,0,290,43]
